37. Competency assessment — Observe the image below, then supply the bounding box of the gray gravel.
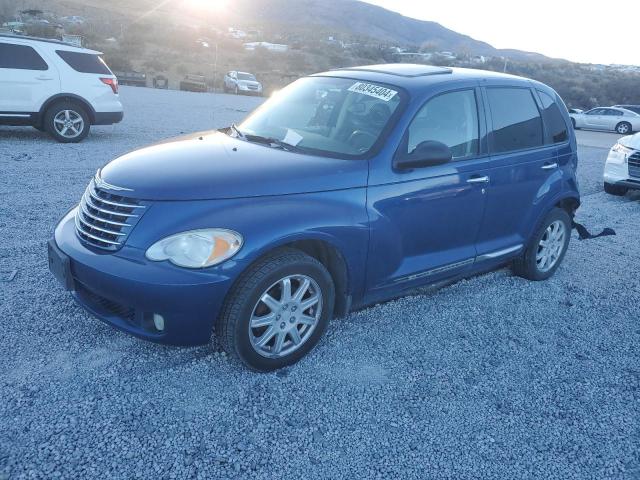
[1,87,639,479]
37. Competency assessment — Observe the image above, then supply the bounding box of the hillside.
[28,0,552,62]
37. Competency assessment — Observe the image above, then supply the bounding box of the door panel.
[474,146,561,257]
[0,42,60,112]
[365,87,488,299]
[366,160,488,295]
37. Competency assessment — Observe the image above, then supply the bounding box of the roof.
[332,64,452,78]
[0,33,100,54]
[315,63,536,94]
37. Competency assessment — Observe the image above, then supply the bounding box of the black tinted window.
[487,87,543,153]
[538,91,568,144]
[406,89,479,159]
[56,50,111,74]
[605,109,623,116]
[0,42,48,70]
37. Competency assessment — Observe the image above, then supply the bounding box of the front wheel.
[571,118,578,130]
[44,102,90,143]
[616,122,632,135]
[512,208,571,281]
[216,248,335,371]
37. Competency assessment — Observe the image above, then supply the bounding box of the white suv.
[0,34,123,143]
[604,133,640,195]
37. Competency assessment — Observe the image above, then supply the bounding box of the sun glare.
[187,0,229,11]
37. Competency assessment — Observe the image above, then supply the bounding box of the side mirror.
[394,140,452,170]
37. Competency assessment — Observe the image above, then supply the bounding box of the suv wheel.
[616,122,632,135]
[512,208,571,281]
[216,248,335,371]
[604,182,628,196]
[45,102,90,143]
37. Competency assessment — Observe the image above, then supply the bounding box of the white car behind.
[604,133,640,195]
[0,34,123,142]
[570,107,640,135]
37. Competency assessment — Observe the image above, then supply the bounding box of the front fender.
[126,189,370,302]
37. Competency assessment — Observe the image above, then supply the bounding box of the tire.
[44,101,90,143]
[234,85,239,95]
[604,182,628,196]
[216,248,335,371]
[615,122,632,135]
[571,118,578,129]
[512,208,571,281]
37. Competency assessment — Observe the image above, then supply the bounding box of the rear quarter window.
[0,42,48,70]
[487,87,543,153]
[538,91,568,144]
[56,50,111,74]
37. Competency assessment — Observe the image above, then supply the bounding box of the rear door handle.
[467,175,490,184]
[541,162,558,170]
[36,76,54,81]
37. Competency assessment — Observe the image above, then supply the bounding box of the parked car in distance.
[152,75,168,89]
[604,132,640,195]
[49,64,580,371]
[568,108,583,114]
[0,34,123,142]
[223,71,263,95]
[114,70,147,87]
[179,74,207,92]
[569,107,640,134]
[613,105,640,115]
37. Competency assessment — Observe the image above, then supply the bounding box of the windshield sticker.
[348,82,397,102]
[283,129,303,146]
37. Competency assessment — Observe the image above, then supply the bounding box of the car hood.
[619,133,640,150]
[99,131,368,201]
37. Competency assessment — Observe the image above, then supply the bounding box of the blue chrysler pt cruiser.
[49,64,580,371]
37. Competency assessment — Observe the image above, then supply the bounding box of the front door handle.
[36,76,54,81]
[541,162,558,170]
[467,175,490,184]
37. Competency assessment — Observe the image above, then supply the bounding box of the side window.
[538,90,568,144]
[487,87,543,153]
[588,109,604,116]
[405,89,479,159]
[55,50,111,74]
[0,42,48,70]
[606,109,623,116]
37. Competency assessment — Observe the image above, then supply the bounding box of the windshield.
[238,76,403,158]
[237,73,256,81]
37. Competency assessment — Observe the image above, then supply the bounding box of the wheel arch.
[236,235,353,319]
[39,94,96,124]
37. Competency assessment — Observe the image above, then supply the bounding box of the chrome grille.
[629,151,640,178]
[75,180,145,251]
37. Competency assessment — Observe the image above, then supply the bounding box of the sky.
[363,0,638,65]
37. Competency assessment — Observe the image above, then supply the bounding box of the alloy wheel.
[248,274,323,358]
[53,110,84,139]
[536,220,566,272]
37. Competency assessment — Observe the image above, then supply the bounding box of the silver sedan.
[570,107,640,134]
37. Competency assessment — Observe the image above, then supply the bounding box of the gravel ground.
[1,87,639,479]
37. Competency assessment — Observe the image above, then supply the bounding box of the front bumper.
[604,160,640,190]
[52,208,234,346]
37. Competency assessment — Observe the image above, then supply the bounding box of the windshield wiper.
[222,125,305,153]
[243,133,305,153]
[229,123,246,139]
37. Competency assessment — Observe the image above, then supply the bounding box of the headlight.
[607,143,632,164]
[145,229,243,268]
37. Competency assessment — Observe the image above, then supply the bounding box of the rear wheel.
[216,248,335,371]
[604,182,628,196]
[44,101,90,143]
[512,208,571,281]
[616,122,632,135]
